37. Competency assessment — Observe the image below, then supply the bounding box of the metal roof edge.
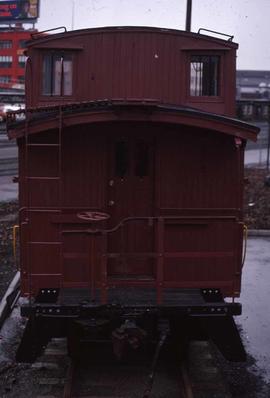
[26,26,238,50]
[7,100,258,141]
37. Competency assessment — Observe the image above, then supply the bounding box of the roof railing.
[31,26,67,39]
[198,28,234,41]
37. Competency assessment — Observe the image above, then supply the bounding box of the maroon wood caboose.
[7,27,258,362]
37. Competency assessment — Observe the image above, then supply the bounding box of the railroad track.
[0,298,232,398]
[0,294,233,398]
[0,271,20,330]
[63,353,189,397]
[63,354,186,397]
[0,329,233,397]
[59,340,231,398]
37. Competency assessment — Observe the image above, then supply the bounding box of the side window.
[42,53,73,96]
[190,55,220,96]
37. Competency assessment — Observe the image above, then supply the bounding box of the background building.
[0,27,34,90]
[237,70,270,100]
[236,70,270,168]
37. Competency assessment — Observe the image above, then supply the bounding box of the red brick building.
[0,28,35,90]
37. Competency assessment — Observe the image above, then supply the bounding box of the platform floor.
[56,287,211,307]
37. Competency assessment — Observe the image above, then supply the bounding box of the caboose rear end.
[7,27,258,362]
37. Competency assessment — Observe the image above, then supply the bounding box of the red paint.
[25,27,237,116]
[0,29,35,89]
[9,27,259,302]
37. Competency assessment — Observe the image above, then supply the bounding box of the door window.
[190,55,220,96]
[135,141,149,178]
[114,141,129,178]
[114,139,150,178]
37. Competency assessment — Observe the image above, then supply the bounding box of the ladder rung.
[26,176,60,180]
[27,143,60,147]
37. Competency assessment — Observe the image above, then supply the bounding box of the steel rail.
[62,345,194,398]
[0,271,20,330]
[63,360,74,398]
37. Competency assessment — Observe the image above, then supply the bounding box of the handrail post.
[267,107,270,170]
[156,218,164,305]
[100,232,108,304]
[12,224,19,268]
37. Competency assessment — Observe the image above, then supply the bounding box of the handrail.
[62,215,238,235]
[198,28,234,41]
[12,225,19,268]
[242,224,248,267]
[31,26,67,39]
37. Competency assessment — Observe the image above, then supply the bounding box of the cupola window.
[42,53,73,96]
[190,55,220,96]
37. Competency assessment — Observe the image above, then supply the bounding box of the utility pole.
[267,108,270,170]
[71,0,75,30]
[186,0,192,32]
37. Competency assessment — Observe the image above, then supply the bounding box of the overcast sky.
[33,0,269,70]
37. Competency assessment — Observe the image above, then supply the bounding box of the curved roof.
[7,100,258,141]
[27,26,238,50]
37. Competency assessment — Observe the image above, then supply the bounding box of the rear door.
[107,125,155,280]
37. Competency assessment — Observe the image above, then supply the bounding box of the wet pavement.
[0,176,18,202]
[245,148,268,167]
[245,121,269,167]
[237,236,270,384]
[0,127,18,201]
[0,236,269,397]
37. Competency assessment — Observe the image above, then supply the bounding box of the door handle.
[108,200,115,206]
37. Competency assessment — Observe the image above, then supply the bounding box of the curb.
[0,271,20,330]
[248,229,270,237]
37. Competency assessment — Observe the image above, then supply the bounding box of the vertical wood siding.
[29,29,236,116]
[19,122,243,297]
